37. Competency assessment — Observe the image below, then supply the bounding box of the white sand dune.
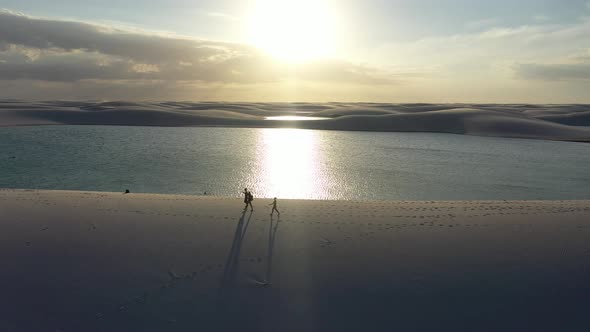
[1,100,590,141]
[1,189,589,331]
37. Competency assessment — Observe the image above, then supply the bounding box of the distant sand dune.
[1,100,589,141]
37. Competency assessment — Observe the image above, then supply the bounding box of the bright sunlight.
[247,0,338,62]
[257,128,329,199]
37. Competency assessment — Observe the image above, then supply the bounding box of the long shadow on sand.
[215,210,255,330]
[221,210,253,287]
[215,211,286,331]
[263,215,280,285]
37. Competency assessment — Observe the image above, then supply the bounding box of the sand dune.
[1,100,590,141]
[1,189,589,331]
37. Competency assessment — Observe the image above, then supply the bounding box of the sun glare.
[257,128,325,199]
[247,0,338,62]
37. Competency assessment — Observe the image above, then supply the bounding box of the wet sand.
[1,189,589,331]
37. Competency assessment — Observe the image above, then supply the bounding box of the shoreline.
[3,188,590,202]
[2,122,590,143]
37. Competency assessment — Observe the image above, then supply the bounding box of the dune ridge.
[1,100,590,141]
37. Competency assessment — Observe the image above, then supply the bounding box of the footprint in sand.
[320,236,333,246]
[248,275,270,287]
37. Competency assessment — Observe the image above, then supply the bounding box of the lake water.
[1,126,589,200]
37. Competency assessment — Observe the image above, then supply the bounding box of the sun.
[247,0,338,63]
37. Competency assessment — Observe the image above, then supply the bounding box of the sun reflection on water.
[265,116,329,121]
[256,128,326,199]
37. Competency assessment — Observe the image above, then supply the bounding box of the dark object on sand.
[269,197,280,216]
[124,189,130,194]
[243,188,254,211]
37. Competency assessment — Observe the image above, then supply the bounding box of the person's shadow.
[214,210,254,330]
[215,211,280,330]
[221,210,253,287]
[263,215,280,286]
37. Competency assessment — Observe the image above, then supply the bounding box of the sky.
[1,0,590,102]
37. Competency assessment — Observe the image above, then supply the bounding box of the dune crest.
[1,100,589,141]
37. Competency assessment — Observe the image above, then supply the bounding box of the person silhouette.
[243,188,249,210]
[243,188,254,211]
[269,197,280,216]
[247,191,254,211]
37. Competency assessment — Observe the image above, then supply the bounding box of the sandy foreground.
[1,189,589,331]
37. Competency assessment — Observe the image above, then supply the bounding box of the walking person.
[243,188,254,211]
[269,197,280,217]
[243,188,249,211]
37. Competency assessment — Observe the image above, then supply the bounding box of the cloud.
[292,60,398,85]
[3,9,588,102]
[0,10,393,86]
[532,14,550,22]
[0,9,243,64]
[355,18,590,103]
[207,12,240,21]
[375,18,590,76]
[465,18,501,30]
[515,62,590,81]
